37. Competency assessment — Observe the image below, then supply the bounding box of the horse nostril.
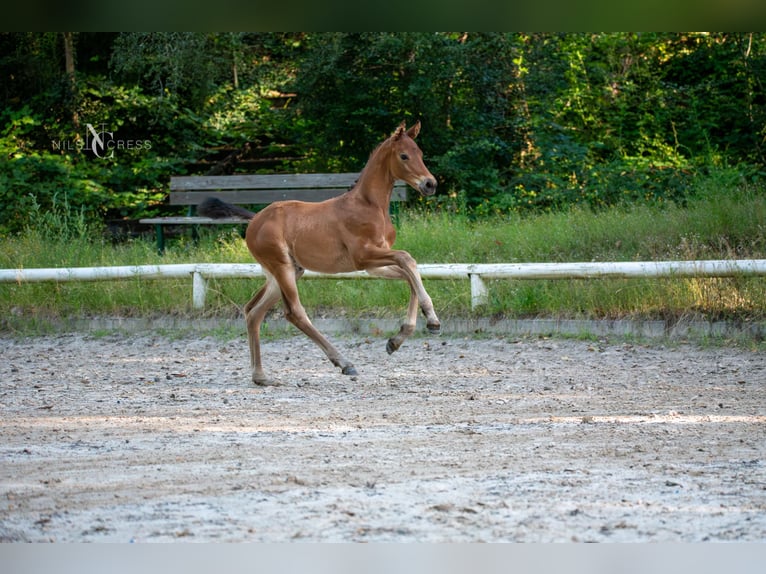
[418,177,436,195]
[418,177,437,195]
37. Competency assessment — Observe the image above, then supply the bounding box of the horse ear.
[392,122,407,140]
[406,120,421,139]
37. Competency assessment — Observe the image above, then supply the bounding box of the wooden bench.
[140,173,408,253]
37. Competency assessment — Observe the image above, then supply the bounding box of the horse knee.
[393,250,417,271]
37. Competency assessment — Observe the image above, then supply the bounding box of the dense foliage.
[1,32,764,233]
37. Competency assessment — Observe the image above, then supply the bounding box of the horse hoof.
[342,365,358,376]
[386,338,399,355]
[427,323,442,336]
[253,373,282,386]
[253,379,282,387]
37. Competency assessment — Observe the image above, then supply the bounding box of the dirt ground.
[1,328,765,542]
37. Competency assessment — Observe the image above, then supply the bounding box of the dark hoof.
[386,338,399,355]
[427,323,442,336]
[342,365,358,376]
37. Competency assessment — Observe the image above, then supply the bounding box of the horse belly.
[250,200,370,274]
[291,235,357,274]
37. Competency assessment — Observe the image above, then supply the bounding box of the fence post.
[470,273,488,309]
[192,271,207,309]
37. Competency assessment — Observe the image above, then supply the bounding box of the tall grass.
[2,172,765,329]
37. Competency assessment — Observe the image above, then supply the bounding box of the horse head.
[388,121,437,196]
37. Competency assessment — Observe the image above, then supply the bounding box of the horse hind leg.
[273,264,359,378]
[244,273,282,385]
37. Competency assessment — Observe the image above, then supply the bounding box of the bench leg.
[154,224,166,255]
[389,202,401,228]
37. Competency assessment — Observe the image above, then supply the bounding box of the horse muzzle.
[418,177,437,196]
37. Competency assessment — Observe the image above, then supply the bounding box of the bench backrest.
[169,173,407,205]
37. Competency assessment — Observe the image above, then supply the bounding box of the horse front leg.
[389,251,441,337]
[367,259,441,354]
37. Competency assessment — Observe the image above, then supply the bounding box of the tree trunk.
[62,32,79,127]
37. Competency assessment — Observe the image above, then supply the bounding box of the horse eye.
[400,153,409,160]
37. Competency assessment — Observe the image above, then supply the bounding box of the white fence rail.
[2,260,766,310]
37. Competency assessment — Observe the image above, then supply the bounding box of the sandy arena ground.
[1,329,764,542]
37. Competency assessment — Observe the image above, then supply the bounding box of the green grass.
[2,175,766,331]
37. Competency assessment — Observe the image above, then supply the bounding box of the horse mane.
[348,132,397,191]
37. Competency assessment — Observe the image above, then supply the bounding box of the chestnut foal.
[202,121,441,385]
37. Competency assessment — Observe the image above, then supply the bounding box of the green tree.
[2,32,765,234]
[292,32,520,206]
[110,32,221,111]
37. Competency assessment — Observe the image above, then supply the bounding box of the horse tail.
[197,197,255,220]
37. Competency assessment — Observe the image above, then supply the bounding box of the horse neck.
[353,142,395,209]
